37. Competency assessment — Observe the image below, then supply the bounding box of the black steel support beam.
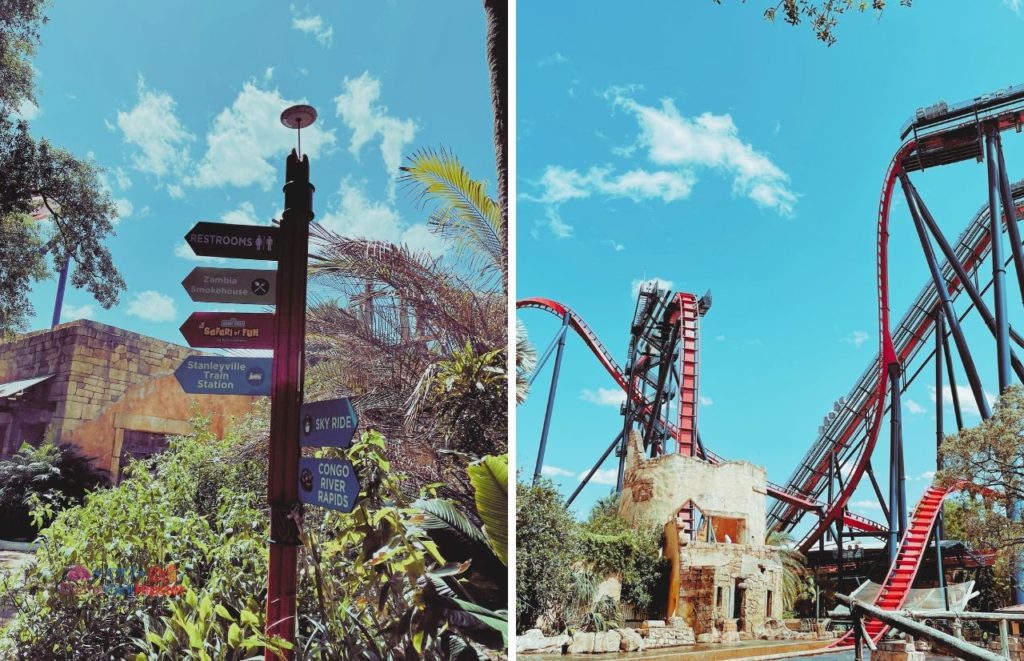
[985,130,1012,394]
[534,311,570,482]
[901,173,992,419]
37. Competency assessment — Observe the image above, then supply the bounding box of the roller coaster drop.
[518,84,1024,645]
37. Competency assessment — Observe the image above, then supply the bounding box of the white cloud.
[579,468,618,486]
[631,277,673,299]
[317,178,447,256]
[607,91,797,216]
[114,167,132,190]
[113,198,133,222]
[544,207,573,239]
[167,183,185,199]
[905,399,925,415]
[334,72,416,200]
[538,52,568,67]
[126,290,177,322]
[536,165,694,205]
[61,304,94,321]
[263,67,274,83]
[715,335,726,342]
[700,396,713,407]
[581,387,626,407]
[1005,0,1021,13]
[929,385,996,418]
[849,499,883,512]
[291,10,333,46]
[189,82,336,190]
[15,99,40,121]
[604,239,625,252]
[174,241,226,263]
[542,465,575,478]
[221,201,261,226]
[117,76,193,179]
[842,330,869,348]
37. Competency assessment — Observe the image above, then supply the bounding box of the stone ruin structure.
[618,432,785,641]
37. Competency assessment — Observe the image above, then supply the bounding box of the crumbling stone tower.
[618,433,785,638]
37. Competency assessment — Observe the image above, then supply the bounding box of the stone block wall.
[0,320,255,476]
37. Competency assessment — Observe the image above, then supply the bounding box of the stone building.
[618,433,784,638]
[0,320,257,480]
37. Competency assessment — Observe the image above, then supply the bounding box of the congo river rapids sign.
[179,312,275,350]
[184,222,280,260]
[181,267,276,304]
[297,457,360,513]
[174,356,272,395]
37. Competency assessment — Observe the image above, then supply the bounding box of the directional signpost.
[182,267,276,304]
[180,312,275,350]
[174,105,323,659]
[184,222,280,260]
[299,397,359,448]
[297,457,360,513]
[174,356,272,396]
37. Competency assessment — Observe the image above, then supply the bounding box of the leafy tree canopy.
[715,0,913,46]
[0,2,125,337]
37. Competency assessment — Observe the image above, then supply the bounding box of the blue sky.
[516,0,1024,531]
[20,3,495,343]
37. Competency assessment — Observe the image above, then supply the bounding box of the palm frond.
[400,147,506,293]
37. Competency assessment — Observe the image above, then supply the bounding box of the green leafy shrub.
[0,414,506,659]
[580,496,666,619]
[515,478,580,633]
[0,440,108,540]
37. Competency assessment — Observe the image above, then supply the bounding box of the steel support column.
[534,311,570,482]
[888,363,904,565]
[993,131,1024,605]
[907,180,1024,383]
[50,258,69,328]
[994,132,1024,311]
[901,174,992,419]
[986,130,1012,394]
[942,329,965,432]
[567,431,624,507]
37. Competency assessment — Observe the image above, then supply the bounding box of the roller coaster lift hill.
[518,83,1024,647]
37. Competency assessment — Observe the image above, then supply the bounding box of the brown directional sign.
[185,222,280,260]
[179,312,275,349]
[182,267,277,304]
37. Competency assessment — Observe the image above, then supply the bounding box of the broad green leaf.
[467,454,507,564]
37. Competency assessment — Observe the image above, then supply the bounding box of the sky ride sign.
[297,397,362,513]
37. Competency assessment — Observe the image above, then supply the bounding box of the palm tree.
[516,319,536,404]
[305,149,505,507]
[766,531,810,615]
[481,0,507,235]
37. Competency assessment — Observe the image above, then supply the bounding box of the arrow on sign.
[182,267,277,304]
[298,457,360,513]
[299,398,359,448]
[185,222,280,260]
[179,312,275,350]
[174,356,272,395]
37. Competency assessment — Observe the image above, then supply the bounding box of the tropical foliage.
[937,385,1024,608]
[765,531,811,615]
[0,417,508,659]
[516,483,664,634]
[305,149,506,511]
[0,2,125,337]
[0,440,107,540]
[712,0,913,46]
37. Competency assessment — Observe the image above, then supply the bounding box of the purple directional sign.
[299,398,359,448]
[297,457,360,513]
[174,356,272,396]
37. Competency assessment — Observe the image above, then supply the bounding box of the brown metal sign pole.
[265,148,313,659]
